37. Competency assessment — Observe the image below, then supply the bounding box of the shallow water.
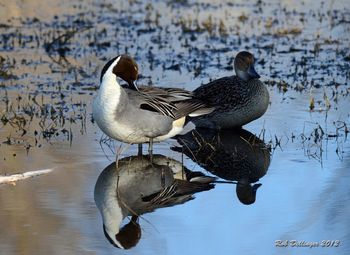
[0,0,349,254]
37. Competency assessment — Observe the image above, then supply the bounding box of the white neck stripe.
[104,56,121,80]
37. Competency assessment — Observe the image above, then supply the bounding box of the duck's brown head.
[234,51,260,81]
[100,54,139,91]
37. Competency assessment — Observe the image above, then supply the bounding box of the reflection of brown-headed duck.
[173,128,271,205]
[192,51,269,129]
[94,155,214,249]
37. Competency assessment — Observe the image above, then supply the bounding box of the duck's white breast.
[92,75,145,143]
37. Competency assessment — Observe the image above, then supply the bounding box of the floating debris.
[309,96,315,110]
[0,168,53,185]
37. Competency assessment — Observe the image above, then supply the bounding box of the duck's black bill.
[252,183,262,192]
[248,66,261,79]
[128,80,139,91]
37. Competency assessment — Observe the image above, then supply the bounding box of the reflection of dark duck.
[173,128,271,205]
[94,155,214,249]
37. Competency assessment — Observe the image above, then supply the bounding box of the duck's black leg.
[148,138,153,162]
[138,143,143,156]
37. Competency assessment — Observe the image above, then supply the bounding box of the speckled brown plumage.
[192,75,269,129]
[194,76,249,111]
[190,51,269,129]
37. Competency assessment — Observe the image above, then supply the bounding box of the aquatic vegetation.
[0,56,15,80]
[0,0,348,162]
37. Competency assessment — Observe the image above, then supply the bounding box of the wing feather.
[135,86,213,119]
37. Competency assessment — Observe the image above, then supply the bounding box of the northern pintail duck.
[94,155,214,249]
[173,128,271,204]
[191,51,269,129]
[92,55,213,153]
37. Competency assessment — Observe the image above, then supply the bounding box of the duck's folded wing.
[139,86,193,101]
[129,87,213,120]
[173,99,214,119]
[125,88,178,118]
[141,179,214,207]
[193,76,244,107]
[139,92,179,118]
